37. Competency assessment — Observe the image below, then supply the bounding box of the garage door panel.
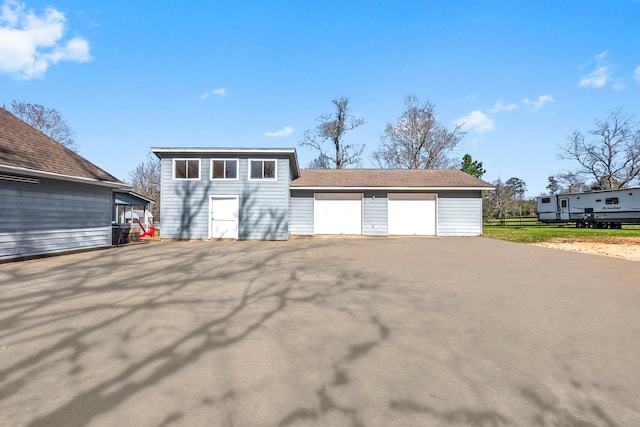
[388,194,436,236]
[315,193,362,201]
[314,193,362,235]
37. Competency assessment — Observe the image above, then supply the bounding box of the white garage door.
[314,193,363,235]
[387,193,436,235]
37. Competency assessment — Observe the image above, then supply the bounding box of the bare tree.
[300,97,365,169]
[373,95,464,169]
[483,179,511,222]
[9,100,77,151]
[483,177,529,222]
[555,171,590,194]
[128,153,161,220]
[559,110,640,189]
[307,156,331,169]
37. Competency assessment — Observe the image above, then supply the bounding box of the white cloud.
[578,51,617,88]
[579,66,609,88]
[0,0,91,79]
[634,66,640,83]
[456,110,495,133]
[595,50,608,60]
[200,87,226,99]
[612,78,625,91]
[522,95,555,111]
[488,101,519,113]
[264,125,294,138]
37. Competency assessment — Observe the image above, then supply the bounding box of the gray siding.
[363,191,387,236]
[0,178,112,260]
[289,190,314,235]
[290,190,388,236]
[437,190,483,236]
[160,155,291,240]
[290,189,483,237]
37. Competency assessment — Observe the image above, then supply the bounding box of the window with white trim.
[211,159,238,180]
[249,159,277,180]
[173,159,200,180]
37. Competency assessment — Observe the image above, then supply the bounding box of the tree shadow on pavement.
[0,237,633,427]
[0,238,395,426]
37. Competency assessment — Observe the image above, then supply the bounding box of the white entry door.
[559,197,570,221]
[387,193,436,235]
[210,196,239,239]
[314,193,363,235]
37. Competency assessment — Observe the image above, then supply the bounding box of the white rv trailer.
[537,187,640,228]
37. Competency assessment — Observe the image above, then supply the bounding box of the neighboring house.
[0,108,128,260]
[152,147,493,240]
[115,191,155,226]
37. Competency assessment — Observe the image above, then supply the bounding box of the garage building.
[153,147,493,240]
[290,169,492,237]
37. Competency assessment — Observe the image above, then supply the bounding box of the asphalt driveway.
[1,237,639,426]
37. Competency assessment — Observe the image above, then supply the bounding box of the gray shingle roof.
[0,108,122,184]
[291,168,494,188]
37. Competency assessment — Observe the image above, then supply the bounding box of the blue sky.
[1,0,639,196]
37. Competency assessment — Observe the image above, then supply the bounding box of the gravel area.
[534,237,640,261]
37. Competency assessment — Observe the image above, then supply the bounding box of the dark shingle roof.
[291,168,494,188]
[0,108,121,184]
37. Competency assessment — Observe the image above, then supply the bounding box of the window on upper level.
[211,159,238,180]
[173,159,200,180]
[249,159,277,180]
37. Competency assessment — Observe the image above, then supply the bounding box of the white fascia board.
[152,147,297,156]
[0,164,129,189]
[291,186,495,191]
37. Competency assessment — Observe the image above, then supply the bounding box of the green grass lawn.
[483,224,640,243]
